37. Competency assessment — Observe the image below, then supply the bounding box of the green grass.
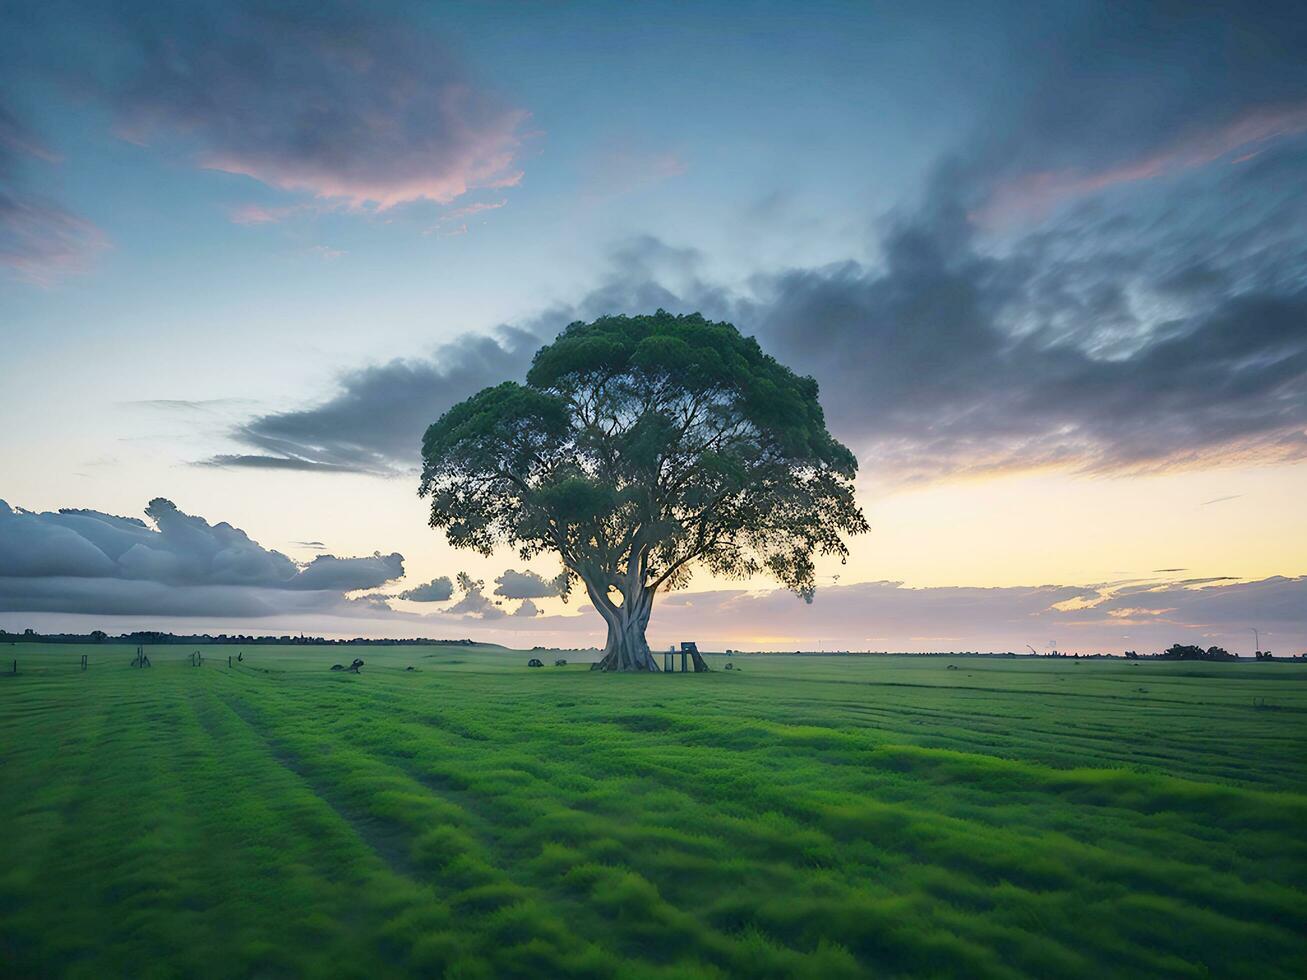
[2,645,1305,978]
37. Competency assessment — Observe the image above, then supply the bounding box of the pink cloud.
[0,193,107,286]
[0,102,106,285]
[422,198,508,236]
[200,108,528,210]
[109,8,532,213]
[586,145,688,198]
[976,101,1307,227]
[228,203,310,225]
[443,199,507,221]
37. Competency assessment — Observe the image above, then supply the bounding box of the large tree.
[419,311,868,671]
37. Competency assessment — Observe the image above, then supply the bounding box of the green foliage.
[3,646,1306,977]
[1162,644,1238,661]
[419,312,868,609]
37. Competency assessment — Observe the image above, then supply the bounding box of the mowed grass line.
[2,645,1305,978]
[4,672,447,978]
[215,677,789,976]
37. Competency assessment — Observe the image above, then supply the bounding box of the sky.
[2,0,1306,654]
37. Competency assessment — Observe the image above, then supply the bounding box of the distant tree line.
[1125,645,1248,661]
[0,628,487,647]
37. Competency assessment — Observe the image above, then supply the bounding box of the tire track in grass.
[215,690,633,975]
[28,687,202,975]
[224,686,584,898]
[358,684,961,972]
[182,687,446,978]
[213,693,425,883]
[217,677,758,972]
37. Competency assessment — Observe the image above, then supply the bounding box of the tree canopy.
[419,311,868,671]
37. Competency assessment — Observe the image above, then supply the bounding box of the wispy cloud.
[203,454,371,474]
[444,199,507,221]
[121,398,256,413]
[977,102,1307,226]
[0,100,106,285]
[305,244,345,261]
[585,143,687,199]
[228,203,314,225]
[0,194,107,285]
[424,198,508,237]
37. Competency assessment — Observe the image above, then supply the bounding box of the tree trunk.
[590,588,660,672]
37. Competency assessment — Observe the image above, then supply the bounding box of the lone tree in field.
[419,311,868,671]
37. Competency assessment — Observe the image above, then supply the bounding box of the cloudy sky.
[2,0,1305,654]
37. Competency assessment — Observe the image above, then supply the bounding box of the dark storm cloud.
[211,328,543,475]
[741,197,1307,479]
[71,0,526,210]
[213,188,1307,483]
[737,1,1307,479]
[0,498,405,616]
[0,100,105,284]
[207,237,724,474]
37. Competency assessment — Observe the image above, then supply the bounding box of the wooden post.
[81,654,87,671]
[228,655,232,668]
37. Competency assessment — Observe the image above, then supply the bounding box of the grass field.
[2,644,1305,978]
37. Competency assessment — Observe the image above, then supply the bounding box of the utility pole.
[1252,627,1260,657]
